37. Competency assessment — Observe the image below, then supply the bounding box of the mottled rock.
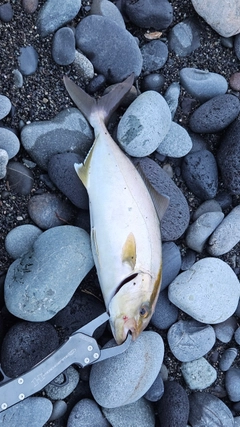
[168,18,201,56]
[156,121,192,158]
[0,397,53,426]
[141,40,168,72]
[181,357,217,390]
[67,398,110,427]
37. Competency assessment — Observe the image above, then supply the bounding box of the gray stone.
[0,127,20,158]
[141,73,165,93]
[75,15,142,84]
[74,51,94,81]
[181,357,217,390]
[18,45,38,76]
[67,398,110,427]
[168,18,201,56]
[151,288,179,330]
[157,381,189,427]
[167,320,216,362]
[0,397,53,426]
[37,0,81,37]
[189,94,240,133]
[213,316,238,343]
[20,108,93,170]
[45,366,80,400]
[185,211,224,253]
[52,27,75,65]
[189,391,234,427]
[6,161,34,195]
[5,224,42,259]
[161,242,182,290]
[4,226,94,321]
[90,331,164,408]
[192,199,222,221]
[133,157,190,241]
[164,82,181,118]
[225,368,240,402]
[141,40,168,73]
[168,258,240,324]
[208,205,240,255]
[0,94,11,119]
[180,68,228,102]
[124,0,173,30]
[156,121,192,158]
[49,400,68,421]
[117,91,171,157]
[144,372,164,402]
[102,398,155,427]
[219,348,238,372]
[90,0,125,28]
[0,149,8,179]
[12,69,24,88]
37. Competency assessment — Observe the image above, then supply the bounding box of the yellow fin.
[74,140,96,188]
[122,232,136,269]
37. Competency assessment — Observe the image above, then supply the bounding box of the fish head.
[108,269,161,344]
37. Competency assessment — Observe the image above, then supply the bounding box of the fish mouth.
[112,316,138,345]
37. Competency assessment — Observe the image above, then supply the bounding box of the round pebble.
[22,0,39,14]
[0,127,20,158]
[133,157,190,241]
[90,331,164,408]
[28,193,75,229]
[0,94,11,119]
[0,149,8,179]
[234,327,240,345]
[225,368,240,402]
[75,15,142,83]
[181,357,217,390]
[151,288,179,330]
[123,0,173,30]
[168,18,201,56]
[161,242,182,290]
[141,73,165,92]
[167,320,216,362]
[0,3,13,22]
[156,121,192,158]
[189,391,234,426]
[0,397,53,426]
[185,211,224,253]
[6,161,34,195]
[48,152,89,210]
[45,366,80,400]
[219,348,238,372]
[189,94,240,133]
[168,257,240,324]
[229,72,240,91]
[20,108,93,170]
[181,149,218,200]
[52,27,75,65]
[1,321,59,377]
[102,398,155,427]
[141,40,168,73]
[213,316,238,343]
[117,91,171,157]
[18,45,39,75]
[157,381,189,427]
[4,225,94,321]
[67,398,110,427]
[192,199,222,221]
[74,51,95,81]
[207,205,240,255]
[5,224,42,259]
[49,400,68,421]
[180,68,228,103]
[12,69,24,88]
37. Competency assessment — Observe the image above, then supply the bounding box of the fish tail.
[63,73,135,128]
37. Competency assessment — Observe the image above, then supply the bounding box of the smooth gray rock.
[21,108,93,170]
[117,91,171,157]
[102,398,155,427]
[4,226,94,321]
[52,27,75,65]
[189,391,234,427]
[168,258,240,324]
[161,242,182,290]
[185,211,224,253]
[164,82,181,118]
[67,398,110,427]
[6,161,34,195]
[181,357,217,390]
[168,18,201,56]
[90,0,125,28]
[75,15,142,83]
[225,368,240,402]
[5,224,42,259]
[180,68,228,102]
[12,69,24,88]
[45,366,80,400]
[207,205,240,255]
[90,331,164,408]
[0,127,20,158]
[151,288,179,330]
[156,121,192,158]
[219,348,238,372]
[18,45,38,75]
[133,157,190,241]
[141,73,165,92]
[141,40,168,72]
[0,397,53,426]
[73,51,95,81]
[167,320,216,362]
[144,371,164,402]
[124,0,173,30]
[0,149,8,179]
[192,199,222,221]
[213,316,238,343]
[37,0,81,37]
[49,400,68,421]
[0,94,11,119]
[189,94,240,133]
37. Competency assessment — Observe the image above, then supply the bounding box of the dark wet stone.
[0,3,13,22]
[52,27,75,65]
[141,40,168,73]
[157,381,190,427]
[22,0,39,14]
[124,0,173,30]
[18,45,39,76]
[6,161,34,195]
[141,73,165,92]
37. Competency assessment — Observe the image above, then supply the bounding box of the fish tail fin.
[63,73,135,128]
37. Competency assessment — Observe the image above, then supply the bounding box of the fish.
[63,74,169,344]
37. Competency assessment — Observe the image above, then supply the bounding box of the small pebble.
[219,348,238,372]
[144,371,164,402]
[141,73,165,92]
[49,400,68,421]
[22,0,39,14]
[180,68,228,103]
[74,51,95,81]
[207,205,240,255]
[67,398,110,427]
[0,3,13,22]
[234,327,240,345]
[52,27,75,65]
[235,33,240,60]
[225,368,240,402]
[18,45,39,75]
[157,381,189,427]
[0,94,11,119]
[0,128,20,158]
[181,357,217,390]
[192,199,222,221]
[141,40,168,73]
[168,17,201,56]
[213,316,238,343]
[5,224,42,259]
[164,82,181,118]
[185,211,224,253]
[229,72,240,91]
[0,149,8,179]
[12,69,24,88]
[7,161,34,195]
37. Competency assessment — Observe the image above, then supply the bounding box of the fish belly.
[86,133,161,309]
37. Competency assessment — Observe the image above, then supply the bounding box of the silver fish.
[63,74,169,344]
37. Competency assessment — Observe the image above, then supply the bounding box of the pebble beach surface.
[0,1,240,426]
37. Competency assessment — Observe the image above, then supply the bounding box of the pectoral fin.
[74,139,97,188]
[122,232,136,270]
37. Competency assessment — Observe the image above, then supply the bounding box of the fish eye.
[139,304,150,318]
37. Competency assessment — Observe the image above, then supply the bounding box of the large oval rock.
[168,258,240,324]
[21,108,93,170]
[90,331,164,408]
[4,226,94,321]
[75,15,142,83]
[133,157,190,241]
[37,0,81,38]
[117,91,171,157]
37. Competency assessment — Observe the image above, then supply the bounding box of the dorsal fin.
[63,73,135,128]
[122,232,137,270]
